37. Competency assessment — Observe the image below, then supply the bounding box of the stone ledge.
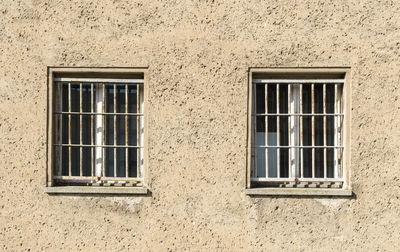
[43,186,148,195]
[245,187,353,196]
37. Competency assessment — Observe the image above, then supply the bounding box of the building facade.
[1,0,399,250]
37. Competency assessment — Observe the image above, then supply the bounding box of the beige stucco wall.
[1,0,399,250]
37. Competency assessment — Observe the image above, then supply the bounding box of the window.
[46,68,148,194]
[246,68,352,196]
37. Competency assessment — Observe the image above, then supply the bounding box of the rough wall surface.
[1,0,400,251]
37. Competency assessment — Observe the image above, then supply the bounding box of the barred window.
[46,68,146,190]
[247,69,351,194]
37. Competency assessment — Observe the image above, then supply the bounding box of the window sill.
[245,187,352,197]
[43,186,148,195]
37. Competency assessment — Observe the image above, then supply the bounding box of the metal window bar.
[53,81,144,185]
[252,81,344,184]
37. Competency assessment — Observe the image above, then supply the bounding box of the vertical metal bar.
[338,84,342,178]
[334,84,338,178]
[91,83,94,177]
[113,84,117,177]
[68,83,72,176]
[300,84,303,178]
[288,84,292,178]
[265,84,268,178]
[276,84,280,178]
[323,84,327,178]
[79,83,83,177]
[311,83,315,178]
[125,84,129,178]
[102,84,105,178]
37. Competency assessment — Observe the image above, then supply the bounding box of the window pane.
[116,115,126,146]
[315,116,323,146]
[105,148,114,177]
[255,148,266,177]
[279,116,288,146]
[255,84,265,114]
[71,83,80,112]
[315,148,324,178]
[280,148,289,178]
[105,115,114,145]
[267,116,277,146]
[128,85,137,113]
[268,148,277,177]
[303,149,312,178]
[62,114,68,144]
[303,116,312,146]
[82,115,91,145]
[82,147,91,176]
[116,84,126,113]
[255,117,265,146]
[81,84,91,112]
[116,148,126,177]
[62,83,68,112]
[326,84,335,113]
[128,148,138,177]
[267,84,276,113]
[327,149,334,178]
[279,84,288,113]
[71,147,80,176]
[71,115,80,144]
[105,84,114,113]
[62,146,69,176]
[128,116,138,146]
[314,84,323,113]
[302,84,311,113]
[326,116,334,146]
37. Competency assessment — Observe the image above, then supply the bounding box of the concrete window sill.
[43,186,148,195]
[245,188,353,197]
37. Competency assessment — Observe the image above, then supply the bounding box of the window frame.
[246,67,352,196]
[45,67,149,194]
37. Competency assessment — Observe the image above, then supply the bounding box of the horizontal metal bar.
[54,111,144,116]
[251,177,344,182]
[253,79,344,84]
[254,113,344,116]
[54,176,143,182]
[253,146,344,148]
[54,144,143,148]
[54,77,144,83]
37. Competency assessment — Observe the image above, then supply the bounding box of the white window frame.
[45,67,149,195]
[246,68,352,196]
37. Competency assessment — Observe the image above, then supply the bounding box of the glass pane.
[62,146,69,176]
[255,148,266,177]
[71,83,80,112]
[267,84,276,113]
[116,84,126,113]
[302,84,311,113]
[70,115,80,144]
[71,147,80,176]
[105,84,114,113]
[315,116,323,146]
[255,84,265,114]
[105,115,114,145]
[82,115,91,145]
[280,148,289,178]
[326,84,335,113]
[315,148,324,178]
[105,148,114,177]
[116,148,126,177]
[303,149,312,178]
[327,149,334,178]
[128,116,138,146]
[280,116,288,146]
[128,85,137,113]
[267,116,277,146]
[82,147,91,176]
[62,83,68,112]
[268,148,277,177]
[255,117,265,146]
[116,115,126,146]
[326,116,334,146]
[128,148,138,177]
[314,84,323,113]
[81,84,91,112]
[303,116,312,146]
[279,84,288,113]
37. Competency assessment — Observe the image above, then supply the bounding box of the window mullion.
[95,83,103,178]
[276,84,280,178]
[288,84,292,179]
[265,83,268,178]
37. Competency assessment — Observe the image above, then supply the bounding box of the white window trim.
[246,68,352,196]
[45,67,149,195]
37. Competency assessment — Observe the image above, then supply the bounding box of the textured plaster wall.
[0,0,400,251]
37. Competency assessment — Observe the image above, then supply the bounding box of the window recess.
[51,76,144,187]
[250,74,349,190]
